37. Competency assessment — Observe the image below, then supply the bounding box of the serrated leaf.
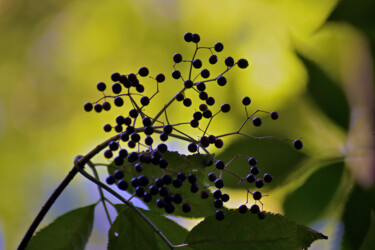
[27,204,96,250]
[108,206,159,250]
[216,138,307,190]
[108,151,217,218]
[185,210,327,250]
[283,162,344,225]
[298,54,350,130]
[341,185,374,250]
[114,204,190,249]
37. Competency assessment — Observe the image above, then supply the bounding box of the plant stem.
[17,166,79,250]
[78,167,175,249]
[87,160,113,226]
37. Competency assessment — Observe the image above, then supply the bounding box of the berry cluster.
[84,32,303,220]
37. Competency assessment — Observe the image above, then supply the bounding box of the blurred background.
[0,0,374,249]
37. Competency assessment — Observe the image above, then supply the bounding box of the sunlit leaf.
[283,162,344,225]
[185,210,327,250]
[27,204,96,250]
[114,204,189,249]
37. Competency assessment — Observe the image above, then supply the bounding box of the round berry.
[128,73,137,84]
[142,117,151,127]
[255,179,264,188]
[157,143,168,153]
[248,157,257,166]
[214,199,223,208]
[294,140,303,150]
[242,96,251,106]
[145,136,153,146]
[128,140,136,148]
[131,133,141,143]
[103,124,112,132]
[172,178,182,188]
[176,93,184,101]
[104,149,113,159]
[111,72,121,82]
[208,172,217,182]
[173,53,183,63]
[190,119,199,128]
[114,169,124,180]
[182,203,191,213]
[192,33,200,43]
[199,104,208,111]
[112,83,122,94]
[109,141,119,151]
[246,174,256,183]
[237,58,249,69]
[162,174,172,185]
[201,190,209,199]
[160,133,168,141]
[215,160,225,170]
[117,180,128,191]
[199,91,208,101]
[119,75,131,87]
[134,163,144,173]
[250,204,260,214]
[135,187,144,197]
[127,152,138,163]
[221,104,231,113]
[138,175,149,186]
[215,179,224,189]
[173,194,183,204]
[114,97,124,107]
[154,178,164,188]
[172,70,181,79]
[215,139,224,148]
[201,69,210,78]
[183,98,192,107]
[114,124,123,133]
[106,175,115,185]
[126,126,135,134]
[184,80,193,88]
[203,109,212,119]
[128,109,138,118]
[138,67,149,77]
[258,211,266,219]
[97,82,106,91]
[149,185,158,195]
[190,183,199,193]
[252,117,262,127]
[188,143,198,152]
[251,166,259,175]
[156,198,165,208]
[140,96,150,106]
[209,55,218,64]
[215,210,225,221]
[120,132,129,142]
[143,192,152,202]
[156,73,165,83]
[270,111,279,120]
[131,177,139,187]
[193,112,203,121]
[94,104,102,113]
[221,193,230,202]
[200,136,209,147]
[177,172,187,181]
[217,76,227,86]
[114,156,124,166]
[124,117,132,126]
[188,174,197,183]
[208,135,216,144]
[253,191,262,200]
[206,97,215,106]
[225,57,235,67]
[192,59,202,69]
[184,32,193,42]
[102,101,111,111]
[214,42,224,52]
[238,205,248,214]
[213,189,222,199]
[196,82,206,91]
[264,173,273,183]
[84,103,93,112]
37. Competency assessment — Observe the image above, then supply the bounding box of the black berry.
[192,33,200,43]
[192,59,202,69]
[173,53,183,63]
[238,205,248,214]
[184,32,193,42]
[221,104,231,113]
[242,96,251,106]
[225,57,235,67]
[140,96,150,106]
[97,82,106,91]
[252,117,262,126]
[294,140,303,150]
[156,73,165,83]
[270,111,279,120]
[201,69,210,78]
[209,55,218,64]
[172,70,181,79]
[264,173,273,183]
[214,42,224,52]
[138,67,149,77]
[188,143,198,152]
[215,160,225,169]
[217,76,227,86]
[84,103,93,112]
[253,191,262,200]
[215,210,225,221]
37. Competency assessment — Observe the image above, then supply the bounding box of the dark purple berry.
[250,204,260,214]
[196,82,206,91]
[106,175,115,185]
[138,175,149,186]
[131,177,139,187]
[190,119,199,128]
[255,179,264,188]
[156,73,165,83]
[135,186,144,197]
[252,117,262,126]
[213,189,222,199]
[215,139,224,148]
[192,59,202,69]
[172,178,182,188]
[214,42,224,52]
[246,174,256,183]
[188,143,198,152]
[209,55,218,64]
[173,194,183,204]
[111,72,121,82]
[184,80,193,88]
[270,111,279,120]
[199,91,208,101]
[117,180,128,191]
[253,191,262,200]
[237,58,249,69]
[221,194,230,202]
[159,158,168,169]
[208,135,216,144]
[103,124,112,132]
[177,172,187,181]
[114,97,124,107]
[134,163,143,173]
[114,169,124,180]
[102,101,111,111]
[112,83,122,94]
[140,96,150,106]
[264,173,273,183]
[238,205,248,214]
[201,69,210,78]
[120,132,129,142]
[84,103,93,112]
[173,53,183,63]
[248,157,257,166]
[294,140,303,150]
[172,70,181,79]
[215,160,225,169]
[184,32,193,42]
[225,57,235,67]
[258,211,266,219]
[192,33,200,43]
[214,199,223,208]
[104,149,113,159]
[109,141,119,151]
[242,96,251,106]
[215,210,225,221]
[215,179,224,189]
[156,198,165,208]
[176,92,184,101]
[251,166,259,175]
[190,183,199,193]
[114,156,124,166]
[97,82,106,91]
[201,190,209,199]
[129,109,139,118]
[131,133,141,143]
[160,133,168,141]
[208,172,217,182]
[221,104,231,113]
[182,203,191,213]
[94,104,102,112]
[199,104,208,111]
[206,97,215,106]
[138,67,149,77]
[203,109,212,118]
[183,98,192,107]
[188,174,197,184]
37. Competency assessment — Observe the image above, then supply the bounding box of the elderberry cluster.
[84,32,303,221]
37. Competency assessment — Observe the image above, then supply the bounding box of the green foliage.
[27,204,96,250]
[113,204,190,250]
[283,162,344,225]
[108,151,216,217]
[185,210,327,250]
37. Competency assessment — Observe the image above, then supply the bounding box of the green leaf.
[360,210,375,250]
[341,185,375,250]
[185,210,327,250]
[114,204,190,249]
[27,204,96,250]
[108,206,159,250]
[299,54,350,130]
[283,162,344,225]
[216,137,307,190]
[108,151,217,218]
